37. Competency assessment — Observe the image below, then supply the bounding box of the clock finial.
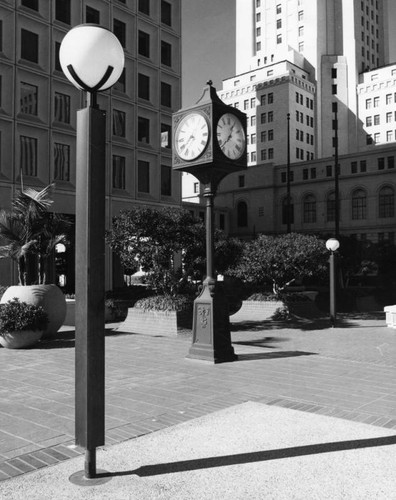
[206,79,213,86]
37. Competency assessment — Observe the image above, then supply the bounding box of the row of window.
[367,131,396,144]
[280,186,395,225]
[242,92,274,110]
[296,92,314,109]
[365,94,396,109]
[19,134,172,195]
[296,129,314,145]
[21,0,173,27]
[296,111,314,127]
[16,27,173,69]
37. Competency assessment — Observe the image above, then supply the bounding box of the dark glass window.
[138,0,150,15]
[54,42,61,70]
[379,186,394,218]
[138,116,150,143]
[388,156,395,168]
[161,41,172,66]
[237,201,248,227]
[326,165,332,177]
[238,175,245,188]
[21,29,39,63]
[161,1,172,26]
[55,0,71,24]
[86,6,100,24]
[20,136,37,176]
[303,194,316,223]
[113,19,126,47]
[161,165,172,196]
[138,160,150,193]
[20,82,38,115]
[161,82,171,107]
[161,123,171,149]
[114,69,126,93]
[54,143,70,182]
[282,197,294,225]
[54,92,70,123]
[113,109,126,137]
[138,74,150,100]
[113,155,126,190]
[378,157,385,170]
[138,31,150,58]
[352,189,367,220]
[22,0,39,10]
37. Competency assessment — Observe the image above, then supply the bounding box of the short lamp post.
[326,238,340,328]
[59,25,124,485]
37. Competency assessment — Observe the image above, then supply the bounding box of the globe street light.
[60,25,124,485]
[326,238,340,327]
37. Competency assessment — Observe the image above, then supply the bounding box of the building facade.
[214,145,395,244]
[0,0,181,289]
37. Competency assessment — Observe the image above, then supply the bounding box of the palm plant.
[0,183,70,285]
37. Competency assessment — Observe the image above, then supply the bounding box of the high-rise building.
[0,0,181,289]
[231,0,390,160]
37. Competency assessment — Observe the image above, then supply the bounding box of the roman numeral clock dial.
[216,113,246,160]
[175,113,209,161]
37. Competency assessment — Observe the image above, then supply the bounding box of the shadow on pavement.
[236,350,317,361]
[100,434,396,478]
[37,327,127,349]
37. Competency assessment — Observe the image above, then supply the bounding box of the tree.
[229,232,328,295]
[0,184,70,285]
[106,206,202,296]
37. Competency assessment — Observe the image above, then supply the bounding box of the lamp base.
[187,281,237,364]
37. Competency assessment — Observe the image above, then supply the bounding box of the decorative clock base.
[187,280,237,364]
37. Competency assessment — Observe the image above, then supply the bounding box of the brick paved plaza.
[0,312,395,482]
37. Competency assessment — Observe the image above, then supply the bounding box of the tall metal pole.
[329,251,336,327]
[74,93,106,482]
[333,103,339,239]
[286,113,291,233]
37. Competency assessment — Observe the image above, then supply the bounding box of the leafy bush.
[271,305,290,321]
[0,298,48,333]
[134,294,194,312]
[246,292,310,303]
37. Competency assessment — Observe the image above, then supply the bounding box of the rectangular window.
[138,0,150,15]
[193,182,199,194]
[386,130,392,142]
[374,114,380,125]
[112,155,125,190]
[161,165,172,196]
[20,136,37,176]
[366,116,372,126]
[276,4,281,14]
[161,82,172,107]
[243,99,249,110]
[373,96,379,107]
[138,160,150,193]
[138,116,150,143]
[113,19,126,47]
[261,149,266,161]
[250,98,256,108]
[378,157,385,170]
[260,95,266,105]
[268,93,273,104]
[251,133,256,144]
[351,161,358,173]
[20,82,38,115]
[276,34,282,44]
[298,10,303,20]
[238,175,245,188]
[261,112,266,124]
[161,1,172,26]
[54,143,70,182]
[326,165,332,177]
[138,73,150,100]
[332,84,337,95]
[161,123,171,149]
[386,93,392,104]
[360,160,367,172]
[251,151,256,162]
[268,129,274,141]
[268,111,273,122]
[310,168,316,179]
[86,6,100,23]
[260,131,266,142]
[161,41,172,66]
[54,92,70,123]
[268,148,274,159]
[303,168,308,180]
[113,109,126,137]
[21,29,39,63]
[22,0,38,10]
[388,156,395,168]
[251,116,256,126]
[55,0,71,24]
[54,42,61,71]
[138,31,150,58]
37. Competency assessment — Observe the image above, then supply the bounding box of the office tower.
[0,0,181,288]
[231,0,389,160]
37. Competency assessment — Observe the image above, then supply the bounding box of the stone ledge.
[117,307,192,336]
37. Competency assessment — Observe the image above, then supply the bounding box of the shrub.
[134,294,194,312]
[0,298,48,333]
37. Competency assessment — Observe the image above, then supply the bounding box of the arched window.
[352,189,367,220]
[327,191,335,222]
[379,186,394,218]
[303,194,316,223]
[282,196,294,225]
[237,201,248,227]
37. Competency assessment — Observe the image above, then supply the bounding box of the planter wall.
[1,285,66,337]
[64,299,126,326]
[117,307,192,336]
[384,305,396,328]
[0,329,43,349]
[230,300,284,323]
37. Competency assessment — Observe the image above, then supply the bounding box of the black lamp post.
[326,238,340,327]
[333,102,340,238]
[286,113,291,233]
[59,25,124,485]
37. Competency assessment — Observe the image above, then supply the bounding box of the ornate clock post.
[173,81,247,363]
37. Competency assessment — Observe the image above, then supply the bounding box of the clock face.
[175,113,209,161]
[216,113,246,160]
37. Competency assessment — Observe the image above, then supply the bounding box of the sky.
[182,0,396,108]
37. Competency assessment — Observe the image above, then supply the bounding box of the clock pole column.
[187,179,237,364]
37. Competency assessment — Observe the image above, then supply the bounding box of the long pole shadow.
[98,434,396,478]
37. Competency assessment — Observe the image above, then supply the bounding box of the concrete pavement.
[0,311,395,497]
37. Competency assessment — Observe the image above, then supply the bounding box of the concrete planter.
[117,307,192,336]
[230,300,285,323]
[384,305,396,328]
[0,329,43,349]
[1,285,66,338]
[64,299,122,326]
